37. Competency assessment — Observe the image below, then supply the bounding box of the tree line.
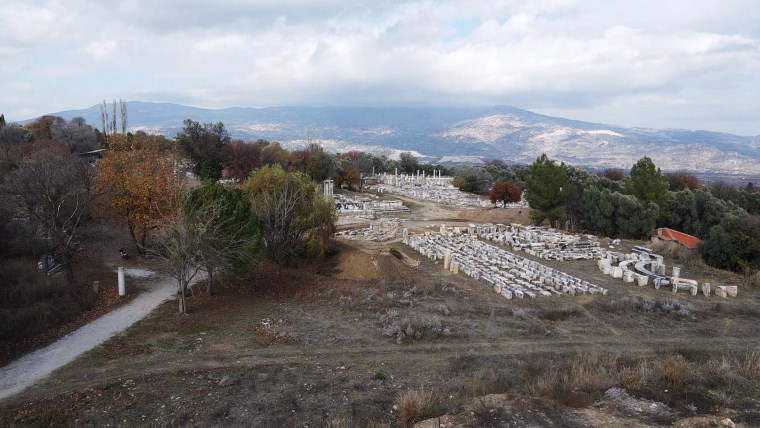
[457,153,759,277]
[1,114,347,317]
[2,110,759,323]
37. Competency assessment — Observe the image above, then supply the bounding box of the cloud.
[0,0,759,135]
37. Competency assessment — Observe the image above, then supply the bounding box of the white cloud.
[78,40,118,59]
[0,0,758,135]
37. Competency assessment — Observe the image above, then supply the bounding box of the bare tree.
[100,100,110,134]
[153,212,206,314]
[152,198,260,313]
[111,99,117,136]
[4,143,93,279]
[52,117,98,152]
[120,99,128,133]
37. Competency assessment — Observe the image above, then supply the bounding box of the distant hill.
[24,101,760,173]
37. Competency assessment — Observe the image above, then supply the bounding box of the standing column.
[118,267,126,296]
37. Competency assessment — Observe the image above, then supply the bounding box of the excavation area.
[1,196,759,427]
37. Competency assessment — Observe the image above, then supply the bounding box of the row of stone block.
[404,232,607,299]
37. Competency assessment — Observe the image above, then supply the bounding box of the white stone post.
[118,267,126,296]
[323,179,334,201]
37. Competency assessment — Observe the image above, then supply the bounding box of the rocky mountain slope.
[32,102,760,173]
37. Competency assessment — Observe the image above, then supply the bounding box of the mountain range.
[27,102,760,174]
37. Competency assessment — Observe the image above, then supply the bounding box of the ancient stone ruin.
[333,194,410,218]
[598,246,732,297]
[367,172,527,208]
[470,223,602,260]
[335,218,404,242]
[404,228,607,299]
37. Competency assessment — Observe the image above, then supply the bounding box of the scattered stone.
[336,218,404,242]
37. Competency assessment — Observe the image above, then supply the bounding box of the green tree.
[614,193,658,238]
[667,190,700,235]
[699,225,739,270]
[303,144,336,182]
[737,190,760,215]
[627,156,670,217]
[175,119,231,181]
[581,188,657,238]
[525,154,569,227]
[708,181,740,203]
[244,165,336,267]
[693,189,744,237]
[182,182,264,296]
[399,152,419,174]
[736,214,760,269]
[452,167,493,195]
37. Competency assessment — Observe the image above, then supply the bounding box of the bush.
[463,368,511,396]
[512,308,528,320]
[0,259,97,340]
[655,356,690,391]
[397,387,445,427]
[381,310,451,344]
[432,303,450,316]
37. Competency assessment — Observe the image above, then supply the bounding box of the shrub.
[381,311,451,344]
[655,356,690,391]
[749,272,760,288]
[463,368,511,396]
[0,259,97,340]
[397,387,445,427]
[432,303,450,316]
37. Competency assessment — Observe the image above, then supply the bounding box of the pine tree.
[524,154,569,227]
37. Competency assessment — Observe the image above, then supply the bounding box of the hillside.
[29,102,760,173]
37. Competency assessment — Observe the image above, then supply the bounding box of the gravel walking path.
[0,276,177,402]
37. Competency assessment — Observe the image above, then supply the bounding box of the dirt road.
[0,276,178,402]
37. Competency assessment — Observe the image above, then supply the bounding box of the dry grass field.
[1,199,759,427]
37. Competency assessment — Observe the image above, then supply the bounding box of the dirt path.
[13,335,760,404]
[0,276,179,403]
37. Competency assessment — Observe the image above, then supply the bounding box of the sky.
[1,0,759,135]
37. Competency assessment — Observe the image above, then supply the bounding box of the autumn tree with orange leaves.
[95,133,182,250]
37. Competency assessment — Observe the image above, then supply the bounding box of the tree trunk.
[206,269,213,297]
[178,280,187,314]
